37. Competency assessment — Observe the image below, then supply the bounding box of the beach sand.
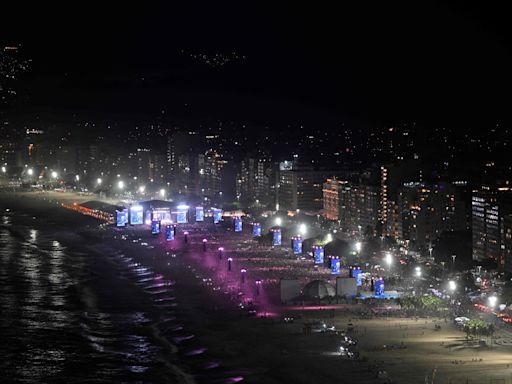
[4,191,512,384]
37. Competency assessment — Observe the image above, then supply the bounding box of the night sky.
[2,2,512,128]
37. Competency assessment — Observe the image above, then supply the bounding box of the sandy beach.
[4,191,512,384]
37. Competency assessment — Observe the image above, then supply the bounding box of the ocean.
[0,207,184,383]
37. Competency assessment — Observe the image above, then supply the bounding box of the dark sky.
[2,2,512,128]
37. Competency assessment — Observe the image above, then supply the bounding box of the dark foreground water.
[0,208,181,383]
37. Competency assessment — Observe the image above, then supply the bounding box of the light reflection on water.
[0,215,172,383]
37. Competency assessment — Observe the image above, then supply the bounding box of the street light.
[355,242,362,253]
[448,280,456,292]
[299,223,307,236]
[51,171,58,179]
[118,180,124,189]
[255,279,262,296]
[241,268,247,284]
[275,217,282,226]
[488,295,498,308]
[75,175,80,181]
[27,168,34,176]
[160,188,166,198]
[1,166,6,173]
[96,177,102,185]
[415,266,422,277]
[139,185,145,193]
[326,233,333,243]
[385,252,392,267]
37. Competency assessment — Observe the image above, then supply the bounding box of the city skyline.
[2,4,512,384]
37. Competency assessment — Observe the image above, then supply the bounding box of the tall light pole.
[488,295,498,309]
[385,252,393,274]
[255,279,262,296]
[299,223,307,236]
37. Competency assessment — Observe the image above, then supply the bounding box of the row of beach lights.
[134,213,384,296]
[151,217,356,277]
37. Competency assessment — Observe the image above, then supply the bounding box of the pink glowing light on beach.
[255,279,262,295]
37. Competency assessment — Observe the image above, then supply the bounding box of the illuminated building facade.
[322,178,345,221]
[471,187,512,266]
[504,214,512,276]
[397,182,466,250]
[198,149,226,199]
[237,155,274,207]
[279,161,337,212]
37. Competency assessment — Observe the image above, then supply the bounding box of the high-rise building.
[166,130,201,193]
[237,155,274,207]
[380,160,422,236]
[504,214,512,277]
[322,178,346,221]
[471,187,512,266]
[278,161,334,212]
[198,149,226,200]
[397,182,466,250]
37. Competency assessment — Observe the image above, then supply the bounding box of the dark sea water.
[0,209,180,383]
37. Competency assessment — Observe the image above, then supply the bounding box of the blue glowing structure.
[272,229,282,246]
[116,209,128,227]
[213,208,222,224]
[165,225,174,241]
[129,205,144,225]
[195,206,204,222]
[352,268,363,286]
[151,220,161,235]
[253,222,262,237]
[331,257,341,274]
[234,216,242,232]
[375,278,385,296]
[176,207,188,224]
[292,237,303,254]
[313,246,324,264]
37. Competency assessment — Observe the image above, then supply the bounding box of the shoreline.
[4,191,512,383]
[0,193,196,384]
